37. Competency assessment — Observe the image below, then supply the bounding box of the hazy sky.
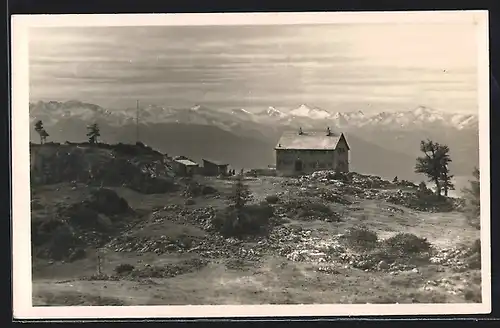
[29,23,479,114]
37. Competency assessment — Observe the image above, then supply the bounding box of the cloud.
[29,23,479,114]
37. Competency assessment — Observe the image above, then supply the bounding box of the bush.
[333,171,349,182]
[382,233,431,254]
[88,188,130,216]
[63,203,102,230]
[464,288,482,303]
[265,194,280,204]
[343,226,378,249]
[465,253,481,269]
[202,185,218,195]
[37,222,81,260]
[68,248,86,262]
[471,239,481,254]
[285,199,335,221]
[211,203,273,238]
[114,263,135,275]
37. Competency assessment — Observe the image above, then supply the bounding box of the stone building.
[275,127,350,175]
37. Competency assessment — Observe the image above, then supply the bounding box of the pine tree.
[415,140,452,196]
[40,129,49,144]
[440,164,455,197]
[228,169,252,210]
[34,120,45,144]
[87,123,101,144]
[462,167,480,229]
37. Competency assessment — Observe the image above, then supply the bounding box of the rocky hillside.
[30,142,176,194]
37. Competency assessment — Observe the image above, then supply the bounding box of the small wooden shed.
[202,158,229,176]
[173,158,199,177]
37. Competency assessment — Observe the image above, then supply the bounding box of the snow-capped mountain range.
[29,100,478,132]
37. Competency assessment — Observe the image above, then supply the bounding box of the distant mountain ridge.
[29,100,478,131]
[29,100,480,181]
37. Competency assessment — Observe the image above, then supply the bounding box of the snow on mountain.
[231,108,252,115]
[29,100,126,126]
[257,106,288,118]
[29,100,479,133]
[289,104,331,120]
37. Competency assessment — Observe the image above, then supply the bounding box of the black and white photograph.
[11,11,490,319]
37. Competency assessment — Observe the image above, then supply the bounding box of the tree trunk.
[434,178,441,196]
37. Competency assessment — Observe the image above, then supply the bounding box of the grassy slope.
[31,176,481,306]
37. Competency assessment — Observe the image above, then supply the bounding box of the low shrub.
[211,203,274,238]
[382,233,432,254]
[32,220,82,260]
[464,288,482,303]
[68,248,86,262]
[201,185,218,195]
[332,171,349,182]
[471,239,481,254]
[320,191,352,205]
[265,194,280,204]
[88,188,130,216]
[465,253,481,269]
[114,263,135,275]
[343,226,378,249]
[285,199,337,221]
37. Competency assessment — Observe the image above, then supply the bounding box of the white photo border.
[11,10,492,319]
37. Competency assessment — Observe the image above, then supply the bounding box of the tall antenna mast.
[136,100,140,143]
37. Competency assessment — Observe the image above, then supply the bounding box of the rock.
[411,268,419,273]
[377,260,389,270]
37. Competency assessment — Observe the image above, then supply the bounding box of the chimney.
[326,127,331,136]
[298,127,303,135]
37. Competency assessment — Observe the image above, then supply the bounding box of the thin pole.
[136,100,139,143]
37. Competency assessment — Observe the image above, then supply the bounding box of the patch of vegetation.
[32,219,82,260]
[87,187,131,216]
[342,226,378,249]
[284,199,340,222]
[130,258,208,278]
[211,170,273,238]
[382,233,432,254]
[465,252,481,269]
[320,191,352,205]
[265,194,280,204]
[211,203,274,238]
[364,290,448,304]
[37,291,125,306]
[462,168,480,230]
[62,203,109,231]
[68,248,86,262]
[415,139,454,197]
[115,263,135,275]
[387,188,456,213]
[332,171,350,182]
[182,179,218,198]
[464,287,482,303]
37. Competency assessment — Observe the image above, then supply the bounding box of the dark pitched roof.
[275,130,348,150]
